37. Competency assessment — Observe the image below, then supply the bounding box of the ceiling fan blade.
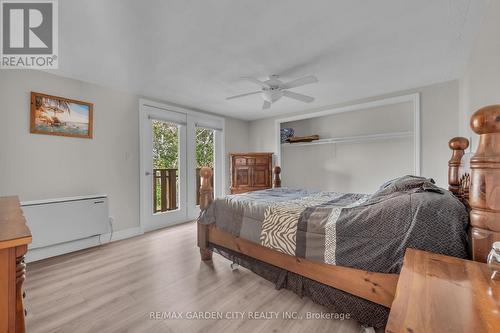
[282,75,318,89]
[226,91,262,100]
[283,90,314,103]
[262,101,271,109]
[242,76,270,88]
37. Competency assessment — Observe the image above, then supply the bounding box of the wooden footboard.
[197,166,398,308]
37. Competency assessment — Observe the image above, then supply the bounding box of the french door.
[140,100,224,232]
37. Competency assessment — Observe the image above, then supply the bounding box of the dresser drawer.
[234,157,247,166]
[255,157,270,165]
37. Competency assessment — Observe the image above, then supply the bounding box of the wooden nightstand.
[386,248,500,333]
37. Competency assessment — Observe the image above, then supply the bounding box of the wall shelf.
[281,131,413,147]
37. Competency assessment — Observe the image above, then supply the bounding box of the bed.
[196,105,500,327]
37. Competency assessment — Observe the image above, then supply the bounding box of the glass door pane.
[152,120,179,214]
[141,104,187,232]
[195,127,214,205]
[141,102,222,230]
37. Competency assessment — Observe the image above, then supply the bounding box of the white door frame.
[140,104,188,231]
[139,99,225,233]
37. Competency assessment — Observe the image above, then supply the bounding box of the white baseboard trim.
[26,236,101,263]
[99,226,143,244]
[26,227,144,263]
[142,218,194,233]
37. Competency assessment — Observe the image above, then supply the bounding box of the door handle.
[145,171,151,176]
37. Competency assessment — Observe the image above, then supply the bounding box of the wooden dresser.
[386,249,500,333]
[0,196,32,333]
[230,152,273,194]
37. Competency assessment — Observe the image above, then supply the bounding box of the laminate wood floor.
[25,221,368,333]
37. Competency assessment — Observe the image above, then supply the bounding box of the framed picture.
[30,92,93,139]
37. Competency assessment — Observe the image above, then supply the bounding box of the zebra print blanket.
[260,192,368,260]
[199,176,469,273]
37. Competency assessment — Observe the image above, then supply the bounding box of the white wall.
[0,70,249,232]
[249,80,459,190]
[280,103,414,193]
[0,71,467,230]
[460,0,500,143]
[224,117,250,192]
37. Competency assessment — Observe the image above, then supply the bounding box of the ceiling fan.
[226,74,318,109]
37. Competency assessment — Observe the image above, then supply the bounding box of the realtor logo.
[1,0,58,68]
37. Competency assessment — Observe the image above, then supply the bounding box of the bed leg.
[200,248,213,261]
[198,223,212,261]
[198,167,214,261]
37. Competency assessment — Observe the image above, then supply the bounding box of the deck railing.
[153,168,178,213]
[153,167,213,213]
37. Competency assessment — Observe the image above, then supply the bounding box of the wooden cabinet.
[0,196,31,333]
[230,153,273,194]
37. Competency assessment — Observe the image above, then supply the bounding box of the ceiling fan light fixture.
[226,74,318,109]
[263,90,283,103]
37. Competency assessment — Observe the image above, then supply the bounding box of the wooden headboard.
[448,105,500,262]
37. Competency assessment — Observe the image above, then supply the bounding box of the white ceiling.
[51,0,487,121]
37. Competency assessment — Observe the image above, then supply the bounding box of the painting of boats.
[30,92,93,138]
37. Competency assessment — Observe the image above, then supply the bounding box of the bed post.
[198,167,213,261]
[448,137,469,195]
[273,166,281,188]
[469,105,500,262]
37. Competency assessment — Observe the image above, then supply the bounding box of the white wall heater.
[21,195,110,262]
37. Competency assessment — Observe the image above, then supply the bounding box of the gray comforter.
[199,176,469,274]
